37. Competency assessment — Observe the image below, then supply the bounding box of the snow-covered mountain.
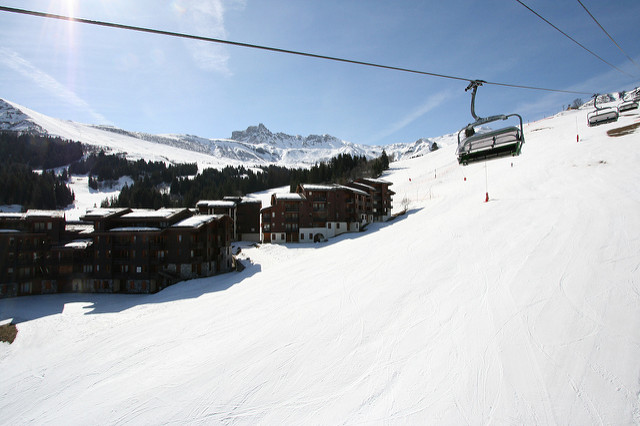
[2,105,640,424]
[0,99,437,169]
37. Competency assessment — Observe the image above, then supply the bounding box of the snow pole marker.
[485,162,489,202]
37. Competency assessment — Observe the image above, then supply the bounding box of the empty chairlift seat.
[456,80,525,166]
[587,108,619,126]
[618,100,639,113]
[587,93,619,127]
[457,124,523,165]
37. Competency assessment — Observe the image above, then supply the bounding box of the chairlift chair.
[619,100,639,113]
[456,80,524,166]
[587,94,619,126]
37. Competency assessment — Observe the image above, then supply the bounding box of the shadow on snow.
[0,262,262,324]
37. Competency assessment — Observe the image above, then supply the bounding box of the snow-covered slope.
[0,99,435,169]
[1,106,640,424]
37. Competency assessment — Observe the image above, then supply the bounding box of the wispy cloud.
[370,90,452,144]
[173,0,246,75]
[0,47,109,123]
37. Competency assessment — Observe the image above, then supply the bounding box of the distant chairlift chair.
[618,99,639,113]
[456,80,524,166]
[587,94,619,126]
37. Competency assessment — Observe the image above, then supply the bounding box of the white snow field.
[1,106,640,424]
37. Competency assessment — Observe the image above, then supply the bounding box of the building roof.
[275,193,306,201]
[64,239,93,250]
[110,227,161,232]
[81,208,131,220]
[239,198,262,205]
[171,214,225,229]
[196,200,237,209]
[121,208,187,220]
[338,185,369,197]
[300,184,338,191]
[0,213,24,220]
[65,223,94,234]
[25,210,65,219]
[358,177,393,185]
[348,181,376,191]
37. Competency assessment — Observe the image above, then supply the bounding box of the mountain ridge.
[0,98,440,169]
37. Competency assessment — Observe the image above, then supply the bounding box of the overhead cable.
[514,0,635,79]
[576,0,640,72]
[0,5,594,95]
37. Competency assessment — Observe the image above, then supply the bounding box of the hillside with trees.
[0,132,77,209]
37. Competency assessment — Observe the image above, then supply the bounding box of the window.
[328,223,332,229]
[337,223,340,229]
[178,235,182,243]
[309,233,312,239]
[136,266,142,273]
[300,233,304,240]
[47,222,52,230]
[281,233,285,240]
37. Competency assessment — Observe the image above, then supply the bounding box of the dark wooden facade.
[0,208,233,298]
[197,197,262,242]
[261,179,392,244]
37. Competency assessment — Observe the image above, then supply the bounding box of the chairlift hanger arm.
[466,80,485,121]
[592,93,602,110]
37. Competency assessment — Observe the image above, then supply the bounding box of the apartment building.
[260,178,393,244]
[0,207,233,298]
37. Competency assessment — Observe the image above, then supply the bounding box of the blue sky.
[1,0,639,146]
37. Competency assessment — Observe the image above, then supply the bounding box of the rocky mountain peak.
[231,123,274,143]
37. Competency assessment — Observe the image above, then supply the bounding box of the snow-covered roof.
[64,239,93,250]
[171,214,225,229]
[121,208,187,220]
[196,200,236,208]
[82,208,130,219]
[239,198,262,204]
[358,177,393,185]
[0,213,24,219]
[300,184,338,191]
[65,224,94,234]
[275,193,305,201]
[0,229,20,233]
[110,227,161,232]
[25,210,65,219]
[348,182,375,191]
[338,185,369,197]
